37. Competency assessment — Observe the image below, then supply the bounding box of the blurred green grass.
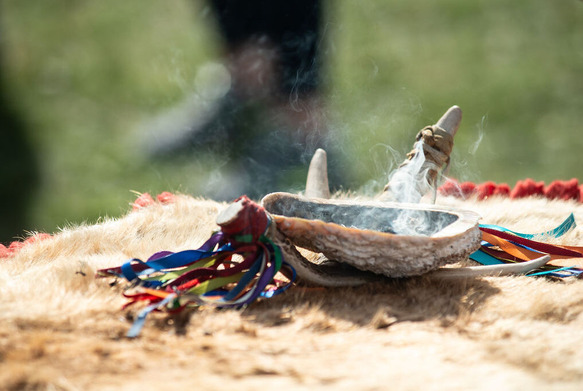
[1,0,582,237]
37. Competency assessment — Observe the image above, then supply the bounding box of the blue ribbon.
[469,249,505,265]
[479,213,575,240]
[126,293,177,338]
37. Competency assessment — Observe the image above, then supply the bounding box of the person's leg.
[155,1,344,198]
[210,0,348,196]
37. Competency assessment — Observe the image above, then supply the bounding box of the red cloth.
[544,179,580,201]
[218,196,270,243]
[157,192,176,204]
[132,193,156,210]
[0,233,53,259]
[439,178,582,203]
[476,181,497,200]
[510,178,545,199]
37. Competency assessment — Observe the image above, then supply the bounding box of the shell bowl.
[262,192,482,277]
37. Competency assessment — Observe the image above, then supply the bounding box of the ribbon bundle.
[97,196,295,337]
[471,214,583,278]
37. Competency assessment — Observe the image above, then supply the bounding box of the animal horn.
[381,105,462,202]
[428,255,551,279]
[435,105,462,136]
[305,148,331,199]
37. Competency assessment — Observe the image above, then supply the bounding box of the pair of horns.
[304,105,463,199]
[300,105,552,279]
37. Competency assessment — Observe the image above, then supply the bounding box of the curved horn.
[435,105,462,136]
[428,255,551,279]
[305,148,331,199]
[381,105,462,202]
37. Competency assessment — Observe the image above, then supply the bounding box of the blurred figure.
[155,0,344,199]
[209,0,323,132]
[0,43,39,243]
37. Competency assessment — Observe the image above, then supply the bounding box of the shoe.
[148,91,246,159]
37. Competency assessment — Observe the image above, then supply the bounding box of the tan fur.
[2,194,583,390]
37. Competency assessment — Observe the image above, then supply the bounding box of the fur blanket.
[2,194,583,390]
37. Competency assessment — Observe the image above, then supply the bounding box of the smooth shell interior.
[265,196,459,237]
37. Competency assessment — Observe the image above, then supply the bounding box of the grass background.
[1,0,582,238]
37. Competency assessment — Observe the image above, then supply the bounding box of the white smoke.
[383,138,449,236]
[385,140,433,204]
[469,115,486,155]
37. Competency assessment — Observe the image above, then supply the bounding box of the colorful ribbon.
[97,196,295,337]
[471,214,583,278]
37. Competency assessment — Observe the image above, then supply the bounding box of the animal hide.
[2,193,583,390]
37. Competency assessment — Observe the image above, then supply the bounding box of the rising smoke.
[382,135,454,236]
